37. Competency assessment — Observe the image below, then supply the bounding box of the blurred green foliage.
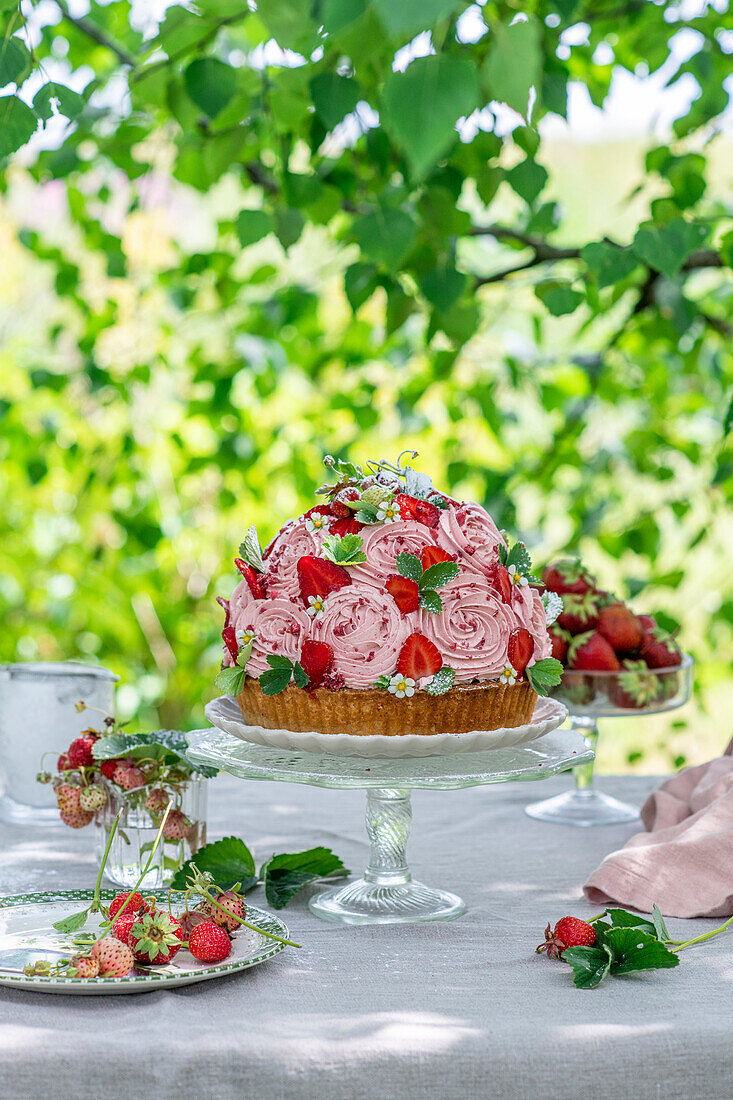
[0,1,731,769]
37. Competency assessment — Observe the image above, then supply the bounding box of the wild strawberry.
[188,921,232,964]
[549,625,571,664]
[420,545,454,570]
[386,574,420,614]
[556,591,602,635]
[567,631,620,671]
[596,603,643,655]
[536,916,597,959]
[203,890,246,933]
[396,632,442,679]
[640,626,682,669]
[109,891,148,920]
[112,911,137,946]
[178,909,210,939]
[297,555,351,603]
[542,560,596,596]
[222,625,239,663]
[234,558,266,599]
[360,484,393,507]
[162,807,191,841]
[56,783,83,814]
[112,761,146,790]
[79,786,106,812]
[507,629,534,677]
[394,493,441,528]
[67,733,98,769]
[60,807,94,829]
[145,788,170,816]
[57,753,73,772]
[331,487,361,516]
[328,516,364,536]
[609,660,664,708]
[91,937,135,977]
[486,562,512,603]
[70,953,99,979]
[128,910,183,964]
[99,758,120,781]
[299,640,334,689]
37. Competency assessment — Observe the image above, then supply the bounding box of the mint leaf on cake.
[321,533,368,565]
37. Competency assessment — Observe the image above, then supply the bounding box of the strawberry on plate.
[234,559,266,599]
[420,545,454,570]
[297,555,351,603]
[386,575,420,614]
[542,560,596,597]
[396,632,442,679]
[567,631,620,671]
[394,494,441,529]
[507,629,534,677]
[300,640,334,689]
[596,603,643,655]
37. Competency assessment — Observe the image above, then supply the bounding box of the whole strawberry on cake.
[214,454,563,737]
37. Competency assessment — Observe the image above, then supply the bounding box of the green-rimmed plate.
[0,890,289,994]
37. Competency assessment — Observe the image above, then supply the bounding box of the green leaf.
[259,667,293,695]
[238,524,265,572]
[33,84,85,122]
[184,58,237,118]
[418,588,443,613]
[344,263,379,311]
[310,72,362,130]
[274,207,304,250]
[505,541,532,575]
[581,242,639,289]
[420,560,460,589]
[92,731,217,778]
[563,944,612,989]
[351,207,418,271]
[262,847,349,909]
[170,836,257,891]
[396,551,423,582]
[266,654,294,670]
[321,533,367,564]
[425,666,456,695]
[632,218,707,279]
[0,36,31,86]
[605,927,679,976]
[52,907,90,934]
[419,267,466,312]
[355,505,380,523]
[483,17,542,116]
[652,904,670,942]
[215,666,247,696]
[535,281,584,316]
[382,55,479,179]
[371,0,459,38]
[505,158,548,205]
[526,657,563,696]
[604,908,657,936]
[292,661,309,689]
[235,210,275,248]
[0,96,37,159]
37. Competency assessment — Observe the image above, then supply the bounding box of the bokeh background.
[1,0,731,773]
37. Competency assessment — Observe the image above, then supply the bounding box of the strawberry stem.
[92,809,122,913]
[97,803,172,939]
[203,892,302,949]
[671,914,733,951]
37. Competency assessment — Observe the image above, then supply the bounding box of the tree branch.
[55,0,137,68]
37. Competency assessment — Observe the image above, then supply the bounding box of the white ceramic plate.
[0,890,289,995]
[204,695,568,759]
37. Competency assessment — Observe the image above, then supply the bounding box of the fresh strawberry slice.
[328,516,364,537]
[487,562,512,603]
[300,640,334,689]
[386,575,420,614]
[396,632,442,679]
[394,493,441,529]
[216,596,231,628]
[222,626,239,663]
[234,559,266,599]
[420,545,454,570]
[297,555,351,602]
[507,628,534,677]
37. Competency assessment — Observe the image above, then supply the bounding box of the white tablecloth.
[1,772,732,1099]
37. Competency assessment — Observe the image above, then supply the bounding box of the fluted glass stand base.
[525,788,639,827]
[310,788,466,924]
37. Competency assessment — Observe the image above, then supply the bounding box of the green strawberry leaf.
[92,731,217,777]
[266,654,294,670]
[505,541,532,575]
[354,505,380,524]
[605,927,680,975]
[292,661,309,689]
[652,904,670,942]
[53,907,90,933]
[238,524,264,572]
[604,908,658,936]
[526,657,563,696]
[215,666,247,696]
[420,560,460,589]
[397,551,423,582]
[261,847,349,909]
[321,533,367,564]
[374,675,391,690]
[170,836,257,891]
[259,668,293,695]
[563,944,613,989]
[418,588,443,614]
[425,666,456,695]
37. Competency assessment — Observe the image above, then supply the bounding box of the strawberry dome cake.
[215,455,563,736]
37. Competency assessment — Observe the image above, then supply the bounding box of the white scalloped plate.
[204,695,568,759]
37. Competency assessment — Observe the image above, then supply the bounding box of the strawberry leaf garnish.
[498,539,532,578]
[421,560,460,588]
[563,944,613,989]
[396,551,423,581]
[238,524,264,573]
[259,655,310,695]
[170,836,257,892]
[425,666,456,695]
[321,533,367,565]
[605,928,680,976]
[526,657,563,696]
[396,551,459,612]
[418,589,443,613]
[262,847,350,909]
[354,503,380,524]
[215,666,247,696]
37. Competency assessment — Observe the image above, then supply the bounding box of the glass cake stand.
[525,655,694,827]
[186,726,594,925]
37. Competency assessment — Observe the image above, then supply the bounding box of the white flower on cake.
[305,513,328,533]
[499,665,517,686]
[387,673,415,699]
[507,564,528,588]
[376,500,400,524]
[307,594,328,619]
[235,627,257,647]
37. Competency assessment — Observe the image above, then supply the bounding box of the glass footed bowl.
[525,654,694,826]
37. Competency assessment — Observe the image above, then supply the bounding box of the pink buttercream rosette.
[348,520,438,587]
[419,572,517,683]
[514,586,552,664]
[263,520,326,601]
[237,599,312,678]
[312,587,411,689]
[435,503,505,579]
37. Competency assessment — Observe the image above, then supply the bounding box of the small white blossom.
[377,500,400,524]
[499,665,517,686]
[305,513,328,533]
[508,564,529,588]
[387,673,416,699]
[235,628,256,647]
[307,594,328,619]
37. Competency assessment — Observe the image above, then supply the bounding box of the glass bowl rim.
[558,652,694,678]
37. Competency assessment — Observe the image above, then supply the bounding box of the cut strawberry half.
[420,545,454,570]
[394,494,441,529]
[216,596,231,628]
[300,640,334,689]
[507,628,534,677]
[328,516,364,537]
[234,559,266,599]
[297,555,351,603]
[487,562,513,603]
[396,632,442,679]
[222,626,239,663]
[386,575,420,614]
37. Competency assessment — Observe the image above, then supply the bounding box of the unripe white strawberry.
[79,786,107,812]
[203,889,245,932]
[70,954,100,978]
[360,484,394,507]
[91,937,135,977]
[162,808,191,841]
[112,762,146,790]
[60,807,94,829]
[145,787,170,816]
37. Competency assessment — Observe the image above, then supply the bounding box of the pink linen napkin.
[584,738,733,918]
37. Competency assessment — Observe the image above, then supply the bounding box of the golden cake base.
[236,678,537,737]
